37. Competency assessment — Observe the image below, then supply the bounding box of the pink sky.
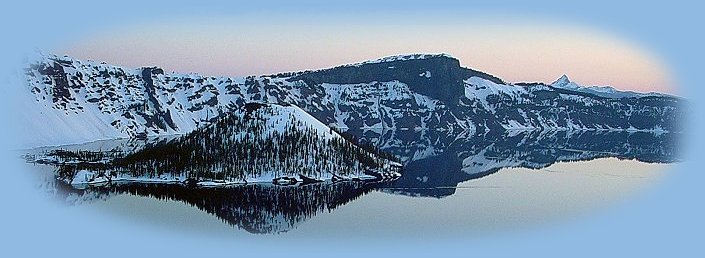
[57,16,676,94]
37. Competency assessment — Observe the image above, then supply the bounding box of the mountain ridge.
[548,74,671,99]
[19,52,684,148]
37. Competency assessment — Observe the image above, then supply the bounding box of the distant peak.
[551,74,581,89]
[551,74,571,86]
[344,53,456,67]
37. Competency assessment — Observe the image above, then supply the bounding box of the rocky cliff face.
[290,54,501,104]
[21,53,684,147]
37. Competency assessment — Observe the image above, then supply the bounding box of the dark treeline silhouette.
[52,103,401,184]
[332,127,401,163]
[41,149,123,164]
[38,128,681,234]
[54,180,378,234]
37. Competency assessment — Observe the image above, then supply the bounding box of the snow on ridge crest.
[549,74,667,98]
[343,53,455,67]
[232,102,341,141]
[29,51,169,76]
[551,74,579,89]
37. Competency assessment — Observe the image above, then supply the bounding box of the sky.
[56,12,676,94]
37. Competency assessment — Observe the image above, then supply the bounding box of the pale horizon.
[55,15,677,94]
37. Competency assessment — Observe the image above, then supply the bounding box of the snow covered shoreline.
[64,168,402,189]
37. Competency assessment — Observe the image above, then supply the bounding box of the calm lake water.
[24,130,678,237]
[70,158,667,238]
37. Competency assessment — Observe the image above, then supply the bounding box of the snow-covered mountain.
[550,74,668,99]
[21,53,684,147]
[51,102,402,186]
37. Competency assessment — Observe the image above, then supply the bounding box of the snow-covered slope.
[20,53,684,148]
[53,102,402,186]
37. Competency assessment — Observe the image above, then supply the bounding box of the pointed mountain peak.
[551,74,581,89]
[551,74,571,87]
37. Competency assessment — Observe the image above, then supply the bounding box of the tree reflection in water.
[39,130,680,234]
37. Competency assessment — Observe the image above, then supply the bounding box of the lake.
[23,130,679,237]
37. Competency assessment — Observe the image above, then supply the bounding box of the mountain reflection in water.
[54,181,376,234]
[36,130,679,234]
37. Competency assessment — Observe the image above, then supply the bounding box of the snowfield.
[19,52,683,150]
